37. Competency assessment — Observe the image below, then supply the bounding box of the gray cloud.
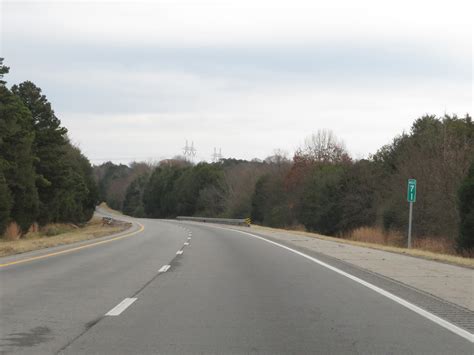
[1,0,471,163]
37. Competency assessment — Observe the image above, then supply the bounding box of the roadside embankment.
[0,216,131,257]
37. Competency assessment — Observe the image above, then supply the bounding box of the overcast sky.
[1,0,472,164]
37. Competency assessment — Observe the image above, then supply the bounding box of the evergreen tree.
[250,173,290,227]
[0,58,9,86]
[250,175,270,224]
[174,163,226,217]
[144,165,186,217]
[299,164,345,235]
[123,174,148,217]
[0,85,39,231]
[0,172,12,234]
[12,81,69,224]
[457,162,474,251]
[0,58,12,233]
[58,144,98,223]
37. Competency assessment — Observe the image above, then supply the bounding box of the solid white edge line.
[158,264,171,273]
[176,250,183,255]
[210,225,474,343]
[105,298,137,316]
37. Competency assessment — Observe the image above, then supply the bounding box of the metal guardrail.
[176,216,251,227]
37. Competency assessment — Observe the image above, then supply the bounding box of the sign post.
[407,179,417,248]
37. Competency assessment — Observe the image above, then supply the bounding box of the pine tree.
[12,81,69,224]
[0,172,12,234]
[0,58,9,86]
[457,162,474,252]
[0,85,39,232]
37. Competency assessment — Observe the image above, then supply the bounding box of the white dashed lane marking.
[158,265,171,273]
[105,298,137,316]
[176,250,183,255]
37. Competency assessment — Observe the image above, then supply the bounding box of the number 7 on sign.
[407,179,416,203]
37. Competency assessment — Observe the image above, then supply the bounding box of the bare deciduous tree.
[298,129,351,163]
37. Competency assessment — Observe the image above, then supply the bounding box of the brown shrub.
[3,222,21,241]
[28,222,39,233]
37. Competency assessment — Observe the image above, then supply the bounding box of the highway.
[0,213,472,354]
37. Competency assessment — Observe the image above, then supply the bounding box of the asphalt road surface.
[0,213,472,354]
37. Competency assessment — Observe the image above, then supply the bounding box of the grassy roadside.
[0,217,131,257]
[250,225,474,268]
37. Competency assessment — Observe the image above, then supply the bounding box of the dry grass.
[251,224,474,268]
[345,226,405,246]
[412,237,457,255]
[0,217,131,257]
[346,227,458,255]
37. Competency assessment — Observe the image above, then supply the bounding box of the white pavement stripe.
[158,265,171,273]
[187,237,191,241]
[212,225,474,343]
[176,250,183,255]
[184,242,189,246]
[105,298,137,316]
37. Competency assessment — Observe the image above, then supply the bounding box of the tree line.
[0,59,97,236]
[2,56,470,252]
[94,116,473,253]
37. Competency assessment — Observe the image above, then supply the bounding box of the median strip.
[105,298,137,316]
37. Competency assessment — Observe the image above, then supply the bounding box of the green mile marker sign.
[407,179,417,203]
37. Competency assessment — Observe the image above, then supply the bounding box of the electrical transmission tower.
[183,140,197,161]
[212,147,223,162]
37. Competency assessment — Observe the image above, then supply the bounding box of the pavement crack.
[56,253,182,354]
[55,317,104,354]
